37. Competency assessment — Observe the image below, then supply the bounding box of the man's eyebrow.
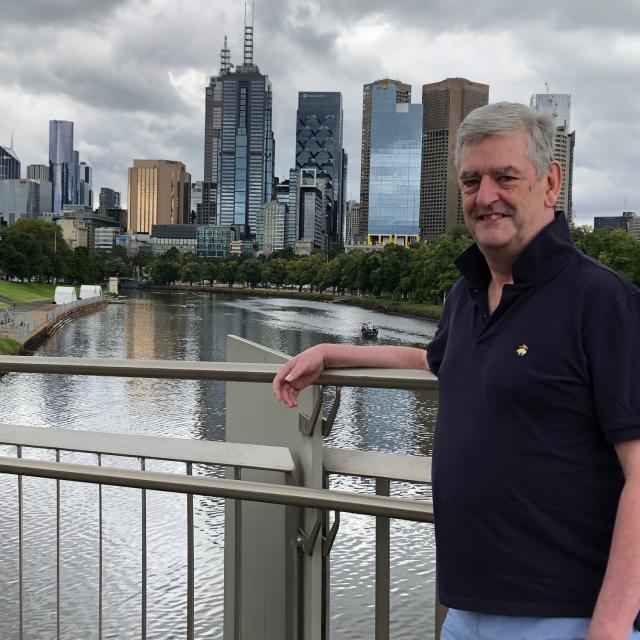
[491,165,523,177]
[458,165,524,180]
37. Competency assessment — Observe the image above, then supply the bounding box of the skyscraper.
[530,92,575,223]
[367,83,422,246]
[295,92,345,246]
[360,79,411,237]
[0,136,20,180]
[49,120,78,213]
[203,2,274,238]
[79,161,93,208]
[127,160,191,234]
[420,78,489,240]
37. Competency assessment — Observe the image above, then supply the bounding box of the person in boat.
[274,102,640,639]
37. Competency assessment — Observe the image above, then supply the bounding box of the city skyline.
[1,0,639,226]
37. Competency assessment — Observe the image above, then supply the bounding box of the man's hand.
[272,344,327,408]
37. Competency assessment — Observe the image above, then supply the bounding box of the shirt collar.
[455,212,576,289]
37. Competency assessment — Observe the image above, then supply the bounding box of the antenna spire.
[220,35,232,74]
[10,130,14,149]
[243,0,254,65]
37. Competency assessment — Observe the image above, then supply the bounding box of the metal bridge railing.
[0,349,440,640]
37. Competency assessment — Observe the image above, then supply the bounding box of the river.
[0,291,439,639]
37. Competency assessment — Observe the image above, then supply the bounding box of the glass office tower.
[295,92,345,246]
[49,120,78,213]
[367,84,422,245]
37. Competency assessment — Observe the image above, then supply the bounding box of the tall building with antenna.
[530,91,575,223]
[203,1,274,238]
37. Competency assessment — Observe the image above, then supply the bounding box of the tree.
[237,258,262,288]
[261,258,288,289]
[218,260,239,287]
[180,261,203,286]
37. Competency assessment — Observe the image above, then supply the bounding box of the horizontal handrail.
[0,456,434,523]
[323,446,432,484]
[0,423,295,474]
[0,356,438,390]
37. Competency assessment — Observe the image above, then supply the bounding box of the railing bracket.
[322,510,340,556]
[299,387,324,437]
[297,509,322,555]
[322,387,341,438]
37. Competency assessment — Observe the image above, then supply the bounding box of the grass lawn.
[0,337,22,355]
[0,281,56,304]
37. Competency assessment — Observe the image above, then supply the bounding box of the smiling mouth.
[477,213,509,221]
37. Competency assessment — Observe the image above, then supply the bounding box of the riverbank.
[161,284,442,321]
[0,338,22,355]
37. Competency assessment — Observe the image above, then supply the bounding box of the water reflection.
[0,291,438,639]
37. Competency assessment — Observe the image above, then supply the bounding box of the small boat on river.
[360,322,378,339]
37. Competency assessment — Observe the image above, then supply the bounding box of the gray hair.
[455,102,556,179]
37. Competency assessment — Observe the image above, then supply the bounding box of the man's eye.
[498,176,516,182]
[462,180,479,189]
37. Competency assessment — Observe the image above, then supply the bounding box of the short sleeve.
[585,292,640,443]
[426,297,451,377]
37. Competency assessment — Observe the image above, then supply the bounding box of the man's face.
[458,130,556,261]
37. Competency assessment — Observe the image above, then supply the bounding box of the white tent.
[54,286,77,305]
[79,285,103,299]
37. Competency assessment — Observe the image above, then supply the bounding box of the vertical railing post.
[233,466,242,640]
[435,579,447,639]
[18,445,24,640]
[98,454,103,640]
[140,457,147,640]
[186,462,195,640]
[225,335,324,640]
[375,478,390,640]
[56,449,61,640]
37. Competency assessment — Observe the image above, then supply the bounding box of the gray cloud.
[1,0,129,25]
[1,0,638,224]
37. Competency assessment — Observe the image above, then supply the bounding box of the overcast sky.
[1,0,639,225]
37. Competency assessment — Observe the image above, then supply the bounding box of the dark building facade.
[420,78,489,240]
[295,92,345,246]
[0,143,20,180]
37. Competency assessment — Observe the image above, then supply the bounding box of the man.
[273,102,640,639]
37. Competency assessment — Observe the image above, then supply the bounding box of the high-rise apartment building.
[345,200,363,244]
[367,83,422,246]
[420,78,489,240]
[203,4,274,238]
[0,138,20,180]
[49,120,78,213]
[360,79,410,237]
[127,160,191,234]
[295,92,345,246]
[530,92,575,223]
[256,201,286,255]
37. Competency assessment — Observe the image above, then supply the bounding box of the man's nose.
[476,176,500,207]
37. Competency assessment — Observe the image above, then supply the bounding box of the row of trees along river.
[2,219,640,304]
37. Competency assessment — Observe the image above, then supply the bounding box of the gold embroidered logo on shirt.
[516,344,528,357]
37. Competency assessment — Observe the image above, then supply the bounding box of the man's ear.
[544,160,563,209]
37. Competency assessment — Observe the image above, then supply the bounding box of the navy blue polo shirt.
[427,213,640,617]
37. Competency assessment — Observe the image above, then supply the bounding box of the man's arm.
[272,343,429,408]
[588,439,640,639]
